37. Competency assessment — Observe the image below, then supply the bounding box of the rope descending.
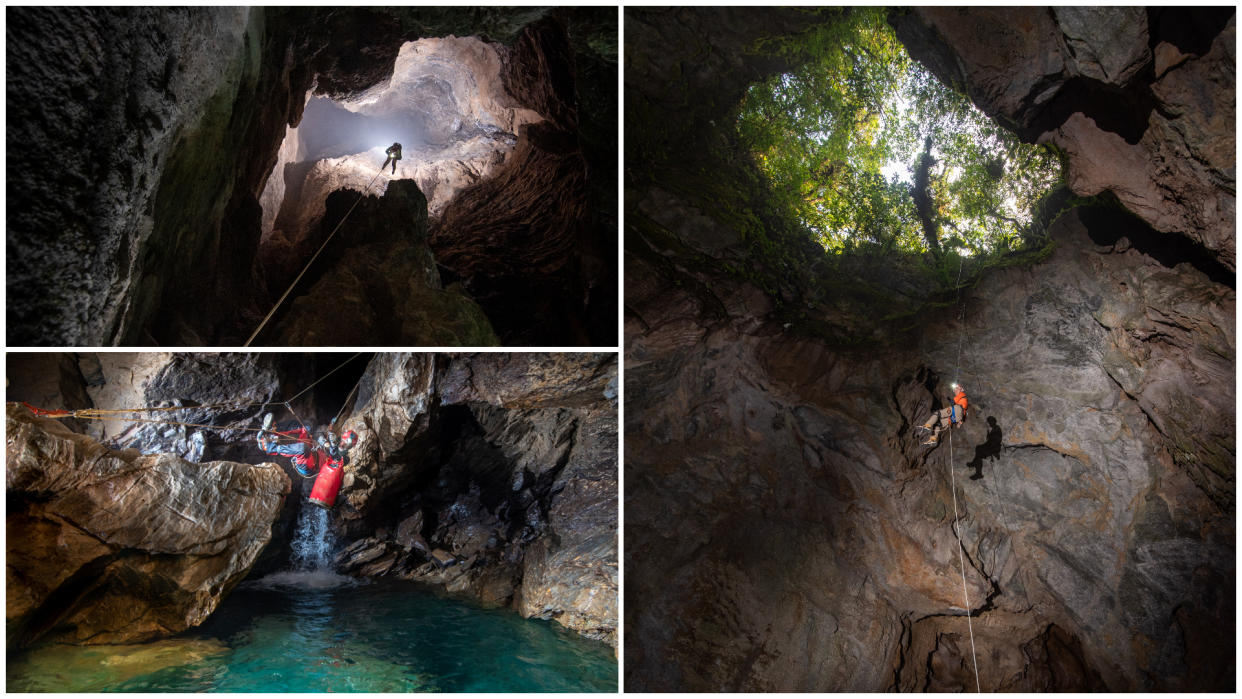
[948,252,982,692]
[243,166,386,346]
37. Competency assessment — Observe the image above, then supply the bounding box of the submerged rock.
[5,404,290,649]
[5,638,230,693]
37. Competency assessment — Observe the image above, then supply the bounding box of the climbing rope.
[243,167,386,346]
[29,407,309,443]
[947,429,982,692]
[947,252,982,692]
[284,352,363,405]
[331,371,363,427]
[21,352,366,444]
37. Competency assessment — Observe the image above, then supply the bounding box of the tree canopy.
[737,8,1062,256]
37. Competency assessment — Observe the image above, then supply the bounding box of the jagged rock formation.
[258,35,542,287]
[5,404,290,650]
[4,352,619,649]
[893,7,1236,270]
[624,7,1233,692]
[7,7,616,346]
[331,353,619,647]
[266,180,499,346]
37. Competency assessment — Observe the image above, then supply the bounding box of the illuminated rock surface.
[6,8,616,346]
[5,352,618,648]
[5,404,290,649]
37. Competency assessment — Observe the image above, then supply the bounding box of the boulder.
[6,404,290,649]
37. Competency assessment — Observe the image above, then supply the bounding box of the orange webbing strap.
[22,402,71,418]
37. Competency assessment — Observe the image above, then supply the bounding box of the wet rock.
[328,352,618,647]
[6,404,290,649]
[395,511,427,551]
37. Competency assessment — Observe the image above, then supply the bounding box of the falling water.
[290,505,334,571]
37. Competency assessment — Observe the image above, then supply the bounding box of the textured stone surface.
[332,352,619,646]
[7,8,616,347]
[895,8,1236,269]
[259,35,542,259]
[264,180,499,346]
[6,7,256,346]
[624,6,1234,692]
[626,215,1233,692]
[5,404,290,649]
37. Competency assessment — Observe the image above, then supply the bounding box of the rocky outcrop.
[5,404,290,649]
[624,7,1233,693]
[265,180,499,346]
[330,353,618,647]
[893,7,1236,269]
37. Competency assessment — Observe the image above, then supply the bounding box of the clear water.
[8,507,617,693]
[290,505,334,570]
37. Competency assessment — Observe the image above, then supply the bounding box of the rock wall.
[7,7,615,346]
[6,7,257,345]
[623,7,1233,692]
[5,352,619,649]
[264,180,499,346]
[330,353,619,647]
[893,7,1236,270]
[5,404,290,650]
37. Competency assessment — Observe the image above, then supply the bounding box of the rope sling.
[23,353,365,451]
[946,254,982,692]
[243,164,387,347]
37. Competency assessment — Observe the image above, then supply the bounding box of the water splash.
[291,505,334,571]
[244,505,356,590]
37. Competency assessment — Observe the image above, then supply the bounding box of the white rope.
[947,252,981,691]
[244,168,384,346]
[947,428,982,692]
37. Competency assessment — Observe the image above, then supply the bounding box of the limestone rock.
[265,180,499,346]
[8,8,615,346]
[624,7,1233,692]
[327,352,618,647]
[6,404,290,649]
[895,8,1235,269]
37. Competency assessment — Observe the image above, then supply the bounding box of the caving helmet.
[339,429,358,450]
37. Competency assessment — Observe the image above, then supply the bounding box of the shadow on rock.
[967,416,1003,480]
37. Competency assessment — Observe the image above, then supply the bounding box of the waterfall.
[290,505,334,571]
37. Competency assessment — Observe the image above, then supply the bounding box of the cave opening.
[734,7,1063,259]
[302,352,375,425]
[257,36,541,302]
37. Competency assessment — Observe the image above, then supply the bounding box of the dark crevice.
[1076,200,1234,288]
[1147,7,1235,57]
[1023,73,1156,145]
